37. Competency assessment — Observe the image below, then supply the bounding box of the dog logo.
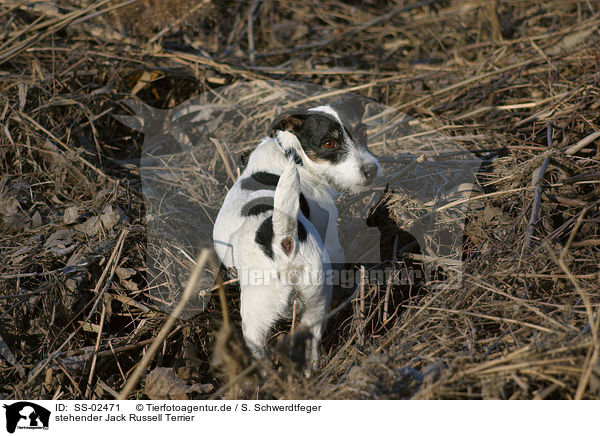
[3,402,50,433]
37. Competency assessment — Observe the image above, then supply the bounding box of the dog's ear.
[332,94,365,123]
[269,109,308,137]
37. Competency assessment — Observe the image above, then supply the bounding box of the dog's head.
[269,97,380,192]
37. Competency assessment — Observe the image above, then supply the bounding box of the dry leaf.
[547,27,595,56]
[44,229,74,250]
[144,367,189,400]
[144,367,213,400]
[0,333,25,378]
[100,204,121,230]
[116,266,136,280]
[64,206,79,224]
[75,216,100,235]
[31,210,42,228]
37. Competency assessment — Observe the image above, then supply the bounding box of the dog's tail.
[273,156,301,259]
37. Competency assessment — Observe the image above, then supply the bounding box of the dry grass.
[0,0,599,400]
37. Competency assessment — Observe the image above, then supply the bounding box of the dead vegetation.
[1,0,599,400]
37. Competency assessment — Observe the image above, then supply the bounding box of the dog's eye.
[323,140,336,149]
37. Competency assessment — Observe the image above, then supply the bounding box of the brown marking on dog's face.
[304,149,328,164]
[269,109,308,137]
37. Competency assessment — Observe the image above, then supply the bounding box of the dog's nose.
[361,163,378,183]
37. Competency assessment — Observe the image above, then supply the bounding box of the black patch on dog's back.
[241,197,274,216]
[241,172,280,191]
[298,219,307,242]
[255,215,307,258]
[299,193,310,219]
[255,216,274,259]
[242,173,310,219]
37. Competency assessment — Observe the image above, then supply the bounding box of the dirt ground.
[1,0,599,399]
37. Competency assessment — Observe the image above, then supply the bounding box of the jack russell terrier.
[213,98,380,372]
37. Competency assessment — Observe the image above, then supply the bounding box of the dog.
[212,98,380,372]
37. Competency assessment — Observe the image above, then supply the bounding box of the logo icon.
[3,402,50,434]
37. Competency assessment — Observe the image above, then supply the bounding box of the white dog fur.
[213,100,380,372]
